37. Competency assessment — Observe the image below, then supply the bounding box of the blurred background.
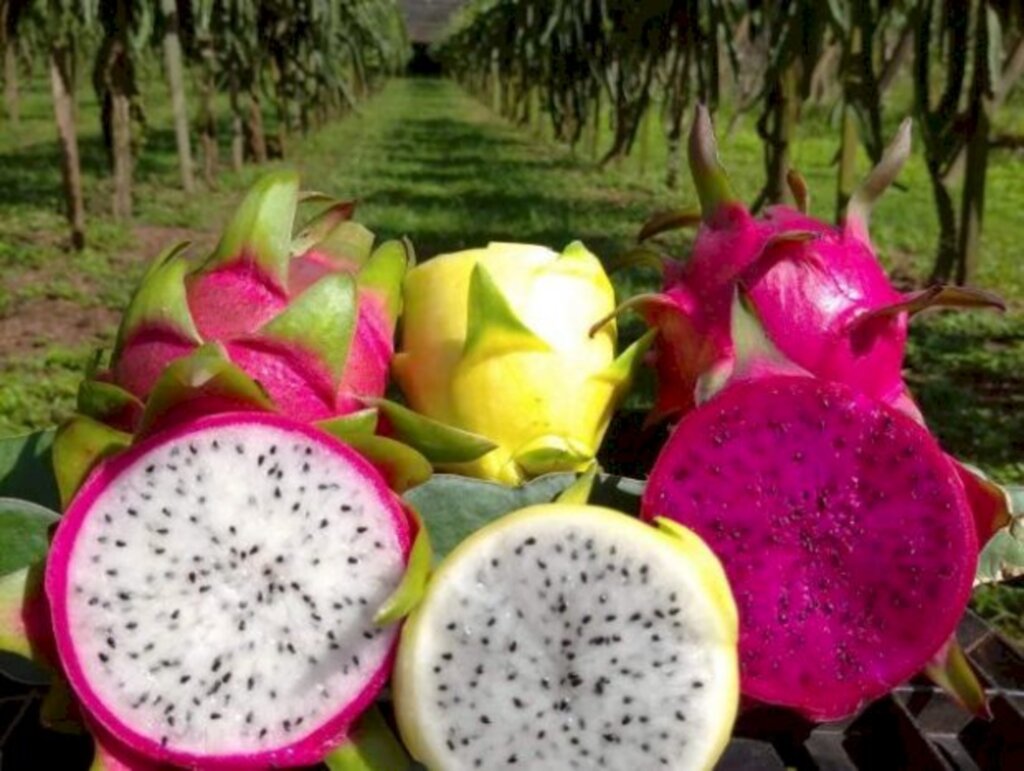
[0,0,1019,635]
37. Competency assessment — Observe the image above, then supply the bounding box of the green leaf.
[976,485,1024,585]
[52,418,132,510]
[404,473,644,561]
[368,399,496,464]
[0,499,59,577]
[374,506,433,626]
[323,705,412,771]
[0,431,60,511]
[463,263,549,363]
[261,273,358,386]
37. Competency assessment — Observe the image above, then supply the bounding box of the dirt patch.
[0,225,211,358]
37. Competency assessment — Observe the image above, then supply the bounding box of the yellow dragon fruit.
[393,242,652,484]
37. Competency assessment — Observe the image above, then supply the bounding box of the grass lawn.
[1,76,1022,636]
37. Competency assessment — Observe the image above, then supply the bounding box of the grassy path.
[290,79,664,261]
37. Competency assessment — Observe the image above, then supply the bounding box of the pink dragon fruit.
[104,172,409,427]
[630,107,1002,423]
[619,108,1008,547]
[641,296,980,721]
[45,411,416,768]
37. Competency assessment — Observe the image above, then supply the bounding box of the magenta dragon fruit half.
[641,296,980,721]
[45,411,416,768]
[628,107,1002,424]
[101,172,409,428]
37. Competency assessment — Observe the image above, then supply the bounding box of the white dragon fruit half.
[393,503,739,771]
[45,412,413,768]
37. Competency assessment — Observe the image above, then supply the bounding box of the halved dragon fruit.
[393,503,739,770]
[100,172,409,428]
[45,411,413,767]
[641,298,979,720]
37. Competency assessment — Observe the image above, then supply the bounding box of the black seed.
[480,715,491,724]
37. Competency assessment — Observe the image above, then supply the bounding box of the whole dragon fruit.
[394,242,652,485]
[626,107,1002,423]
[100,172,409,427]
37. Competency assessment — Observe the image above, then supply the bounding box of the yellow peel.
[393,503,739,771]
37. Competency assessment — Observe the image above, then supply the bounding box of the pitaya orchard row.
[0,109,1019,771]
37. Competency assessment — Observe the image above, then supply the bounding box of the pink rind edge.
[45,411,412,768]
[639,376,978,722]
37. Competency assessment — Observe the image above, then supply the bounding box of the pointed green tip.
[845,118,912,236]
[688,104,738,220]
[290,200,358,258]
[463,263,549,361]
[328,433,432,493]
[358,240,412,328]
[513,435,592,478]
[206,170,301,289]
[114,245,199,358]
[374,505,432,626]
[556,463,599,505]
[924,638,991,719]
[368,398,496,464]
[53,417,132,509]
[310,221,376,267]
[261,273,358,387]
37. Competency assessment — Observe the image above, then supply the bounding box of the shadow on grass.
[908,318,1024,476]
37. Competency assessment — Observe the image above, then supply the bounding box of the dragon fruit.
[393,502,739,770]
[102,172,409,427]
[394,242,652,485]
[628,107,1003,422]
[640,296,978,721]
[44,411,415,767]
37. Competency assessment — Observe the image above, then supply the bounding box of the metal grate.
[1,613,1020,769]
[716,611,1024,770]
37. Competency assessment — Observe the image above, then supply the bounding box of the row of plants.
[0,0,408,248]
[437,0,1024,285]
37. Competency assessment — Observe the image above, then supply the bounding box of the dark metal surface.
[1,614,1020,769]
[715,611,1024,770]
